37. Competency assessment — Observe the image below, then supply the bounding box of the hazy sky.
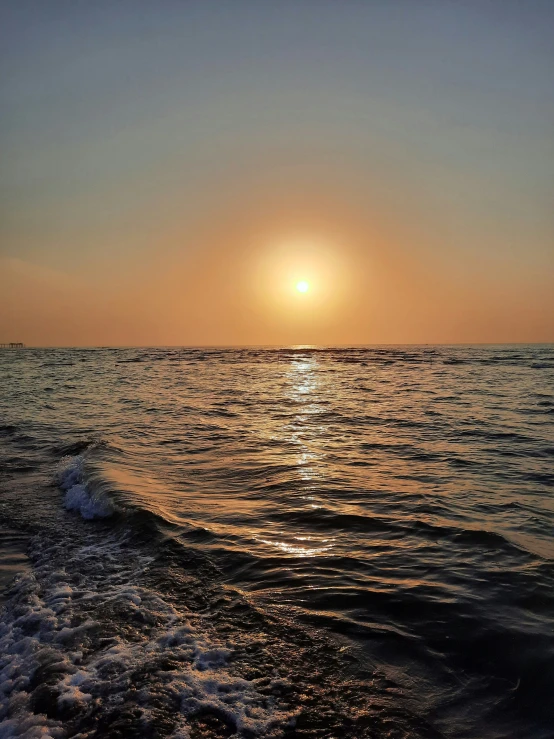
[1,0,553,345]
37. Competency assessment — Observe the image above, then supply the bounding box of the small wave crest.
[56,456,113,520]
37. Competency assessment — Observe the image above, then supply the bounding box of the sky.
[1,0,553,346]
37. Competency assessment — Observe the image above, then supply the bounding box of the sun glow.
[248,235,353,334]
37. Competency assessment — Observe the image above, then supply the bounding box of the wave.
[0,476,437,738]
[57,456,114,520]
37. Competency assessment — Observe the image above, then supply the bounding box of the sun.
[296,280,310,293]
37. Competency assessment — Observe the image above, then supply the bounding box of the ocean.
[0,346,553,739]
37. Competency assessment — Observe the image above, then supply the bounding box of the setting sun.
[296,280,310,293]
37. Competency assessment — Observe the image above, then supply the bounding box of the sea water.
[1,346,553,738]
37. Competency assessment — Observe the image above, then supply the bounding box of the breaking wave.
[57,456,114,520]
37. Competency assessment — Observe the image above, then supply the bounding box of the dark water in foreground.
[1,346,553,739]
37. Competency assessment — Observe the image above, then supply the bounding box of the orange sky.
[2,175,552,346]
[1,2,553,346]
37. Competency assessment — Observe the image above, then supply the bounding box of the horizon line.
[4,342,553,350]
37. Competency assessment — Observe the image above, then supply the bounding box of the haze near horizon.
[1,1,553,346]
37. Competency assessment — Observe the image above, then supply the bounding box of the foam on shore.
[0,529,294,738]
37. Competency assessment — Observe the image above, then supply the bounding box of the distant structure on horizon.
[0,342,25,348]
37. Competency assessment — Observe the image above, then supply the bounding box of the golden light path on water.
[254,353,336,558]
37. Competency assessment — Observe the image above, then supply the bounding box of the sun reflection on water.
[255,352,335,558]
[256,536,335,557]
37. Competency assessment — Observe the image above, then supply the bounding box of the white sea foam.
[56,456,113,520]
[63,483,112,520]
[0,531,293,737]
[56,455,83,492]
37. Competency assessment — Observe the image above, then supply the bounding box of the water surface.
[1,346,553,738]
